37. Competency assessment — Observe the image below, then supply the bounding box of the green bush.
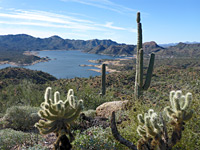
[0,128,30,149]
[21,144,48,150]
[0,128,44,150]
[82,109,96,118]
[2,106,40,131]
[73,126,117,150]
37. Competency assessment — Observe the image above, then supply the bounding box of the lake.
[0,50,117,79]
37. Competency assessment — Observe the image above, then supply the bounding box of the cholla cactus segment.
[137,109,163,139]
[164,90,193,122]
[137,125,146,137]
[137,114,145,124]
[35,87,83,135]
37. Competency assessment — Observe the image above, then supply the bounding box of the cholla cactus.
[137,109,163,149]
[111,90,194,150]
[164,90,193,123]
[35,87,83,150]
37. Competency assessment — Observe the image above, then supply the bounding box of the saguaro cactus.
[101,64,106,96]
[35,87,83,150]
[111,90,193,150]
[134,12,155,99]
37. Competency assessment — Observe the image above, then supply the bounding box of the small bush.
[2,106,40,131]
[73,126,117,150]
[82,109,96,118]
[21,144,48,150]
[0,128,30,149]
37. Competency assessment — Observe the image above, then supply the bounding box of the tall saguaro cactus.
[101,64,106,96]
[134,12,155,99]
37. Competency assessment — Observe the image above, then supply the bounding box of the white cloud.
[61,0,137,14]
[0,8,136,43]
[103,22,125,30]
[130,28,137,33]
[0,9,132,32]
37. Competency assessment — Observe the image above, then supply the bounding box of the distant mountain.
[0,34,165,57]
[159,42,199,48]
[85,45,135,56]
[0,34,118,51]
[86,41,164,56]
[159,43,178,48]
[157,42,200,57]
[0,34,199,58]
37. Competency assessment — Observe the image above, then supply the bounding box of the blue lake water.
[0,50,117,79]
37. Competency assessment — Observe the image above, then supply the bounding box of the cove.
[0,50,117,79]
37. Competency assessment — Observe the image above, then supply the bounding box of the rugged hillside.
[157,42,200,57]
[85,44,135,56]
[0,67,57,88]
[142,41,164,54]
[0,34,118,51]
[86,41,164,56]
[0,34,199,57]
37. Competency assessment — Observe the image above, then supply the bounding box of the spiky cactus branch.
[101,64,106,96]
[134,12,155,99]
[111,90,193,150]
[35,87,83,150]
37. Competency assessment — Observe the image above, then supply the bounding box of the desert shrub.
[21,144,48,150]
[2,105,40,131]
[0,80,44,113]
[0,128,44,150]
[73,126,117,150]
[82,109,96,118]
[77,84,115,110]
[0,128,30,149]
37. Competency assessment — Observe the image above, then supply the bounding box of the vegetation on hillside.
[0,56,199,149]
[0,50,49,65]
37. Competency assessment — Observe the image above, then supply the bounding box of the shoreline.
[0,59,49,67]
[80,56,135,73]
[0,51,50,67]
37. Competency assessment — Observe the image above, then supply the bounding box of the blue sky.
[0,0,199,44]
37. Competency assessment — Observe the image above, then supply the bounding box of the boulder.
[96,100,129,118]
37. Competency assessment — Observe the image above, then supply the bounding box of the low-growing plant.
[73,126,117,150]
[2,105,40,131]
[21,144,48,150]
[82,109,96,118]
[0,128,40,150]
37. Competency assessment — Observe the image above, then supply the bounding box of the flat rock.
[96,100,129,118]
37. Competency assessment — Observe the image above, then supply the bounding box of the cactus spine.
[101,64,106,95]
[35,87,83,150]
[134,12,155,99]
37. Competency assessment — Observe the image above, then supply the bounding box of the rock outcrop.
[96,100,129,118]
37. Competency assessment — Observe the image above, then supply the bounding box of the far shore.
[0,59,49,67]
[80,56,135,73]
[0,51,49,66]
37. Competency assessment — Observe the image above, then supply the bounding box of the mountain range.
[0,34,199,58]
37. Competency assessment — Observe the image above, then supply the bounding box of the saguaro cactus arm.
[101,63,106,96]
[143,53,155,90]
